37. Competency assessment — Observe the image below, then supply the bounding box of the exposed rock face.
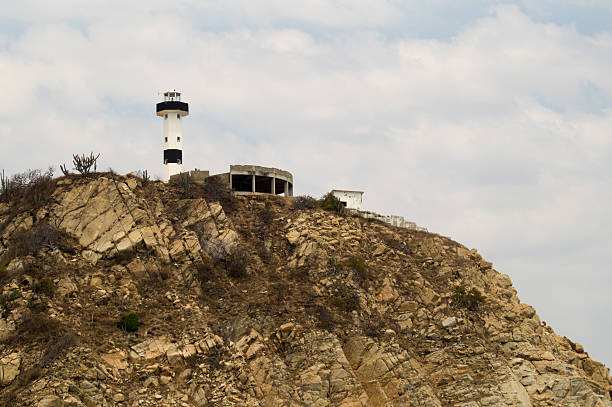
[0,175,609,406]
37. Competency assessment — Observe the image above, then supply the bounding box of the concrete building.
[169,165,294,197]
[228,165,293,196]
[157,90,189,182]
[331,190,363,211]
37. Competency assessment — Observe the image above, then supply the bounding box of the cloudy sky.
[1,1,611,366]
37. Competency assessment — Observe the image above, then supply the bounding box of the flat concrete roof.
[331,189,364,194]
[230,164,293,183]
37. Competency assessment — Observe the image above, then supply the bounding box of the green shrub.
[317,192,345,215]
[117,312,140,332]
[330,294,360,312]
[34,279,55,298]
[451,286,485,311]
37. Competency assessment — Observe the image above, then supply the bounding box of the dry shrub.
[363,312,385,338]
[329,293,360,313]
[202,177,236,214]
[259,200,275,226]
[1,167,55,207]
[40,332,78,367]
[10,223,71,258]
[292,195,317,210]
[223,247,249,279]
[268,281,290,305]
[345,256,368,286]
[205,346,227,370]
[5,311,61,344]
[315,306,336,331]
[17,366,41,387]
[0,391,17,407]
[196,257,217,284]
[451,286,485,311]
[33,278,55,297]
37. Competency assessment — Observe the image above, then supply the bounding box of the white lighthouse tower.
[157,90,189,182]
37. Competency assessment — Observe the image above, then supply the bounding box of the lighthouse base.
[164,163,183,183]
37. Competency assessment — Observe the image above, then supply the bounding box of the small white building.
[331,190,363,211]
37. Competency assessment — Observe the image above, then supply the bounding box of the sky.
[1,1,611,367]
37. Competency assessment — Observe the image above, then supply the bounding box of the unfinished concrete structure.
[169,165,293,197]
[228,165,293,196]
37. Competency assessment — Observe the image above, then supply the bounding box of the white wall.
[332,190,363,210]
[162,111,184,182]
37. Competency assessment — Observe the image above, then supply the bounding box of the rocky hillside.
[0,173,610,407]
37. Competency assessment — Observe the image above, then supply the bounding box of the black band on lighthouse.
[164,149,182,163]
[157,101,189,114]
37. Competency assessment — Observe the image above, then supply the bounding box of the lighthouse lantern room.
[157,90,189,182]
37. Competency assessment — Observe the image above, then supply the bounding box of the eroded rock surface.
[0,175,609,407]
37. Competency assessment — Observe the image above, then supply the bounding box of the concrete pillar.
[284,181,289,197]
[252,174,256,193]
[271,177,276,195]
[229,173,233,189]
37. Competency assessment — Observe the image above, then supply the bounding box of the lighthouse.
[157,90,189,182]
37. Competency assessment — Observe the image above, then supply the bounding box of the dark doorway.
[255,176,272,193]
[232,174,252,192]
[274,178,285,195]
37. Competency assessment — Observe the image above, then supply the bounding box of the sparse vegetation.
[345,255,368,286]
[59,163,70,176]
[11,223,69,259]
[1,169,11,202]
[0,391,17,407]
[202,176,236,214]
[138,169,151,185]
[315,305,336,331]
[0,167,55,206]
[117,312,140,332]
[4,310,61,345]
[224,247,249,279]
[451,285,485,311]
[173,172,191,195]
[329,293,360,312]
[196,257,218,285]
[40,332,78,368]
[327,257,342,274]
[363,312,386,338]
[72,152,100,175]
[34,279,55,298]
[259,200,275,226]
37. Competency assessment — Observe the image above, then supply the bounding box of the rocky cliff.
[0,174,610,407]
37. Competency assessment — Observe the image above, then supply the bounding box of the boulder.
[0,352,20,385]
